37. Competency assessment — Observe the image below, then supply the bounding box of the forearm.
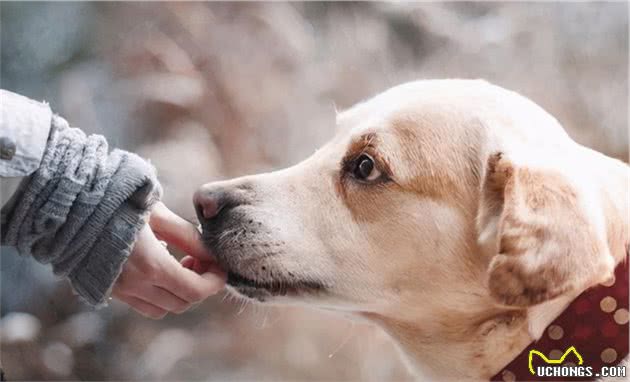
[1,91,162,306]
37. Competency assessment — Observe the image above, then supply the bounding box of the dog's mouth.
[198,211,327,302]
[226,271,325,302]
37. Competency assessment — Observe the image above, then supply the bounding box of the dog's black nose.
[193,186,227,220]
[194,181,253,222]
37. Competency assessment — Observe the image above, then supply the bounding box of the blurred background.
[0,2,628,380]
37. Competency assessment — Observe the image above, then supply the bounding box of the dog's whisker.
[259,309,269,329]
[328,321,356,359]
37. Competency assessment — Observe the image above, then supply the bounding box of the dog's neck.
[364,285,536,380]
[365,281,612,380]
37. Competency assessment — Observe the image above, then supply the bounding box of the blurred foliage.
[0,2,627,380]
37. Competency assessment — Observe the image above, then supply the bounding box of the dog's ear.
[477,152,614,307]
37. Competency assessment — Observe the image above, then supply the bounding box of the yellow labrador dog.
[194,80,628,380]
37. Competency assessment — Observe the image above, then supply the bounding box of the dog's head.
[195,80,618,320]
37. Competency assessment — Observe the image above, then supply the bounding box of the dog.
[194,80,629,380]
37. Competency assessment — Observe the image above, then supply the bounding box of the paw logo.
[528,346,584,375]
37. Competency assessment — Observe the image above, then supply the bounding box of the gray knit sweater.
[1,92,161,306]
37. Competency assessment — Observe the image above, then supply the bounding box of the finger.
[197,260,224,275]
[129,284,191,314]
[113,292,168,319]
[180,255,226,276]
[180,256,212,274]
[193,258,206,274]
[133,224,225,302]
[137,225,224,280]
[180,256,195,269]
[158,262,227,303]
[150,202,211,260]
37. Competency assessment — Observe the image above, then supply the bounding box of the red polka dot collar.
[492,257,628,381]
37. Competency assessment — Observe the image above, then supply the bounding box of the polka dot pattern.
[501,370,515,382]
[600,296,617,313]
[549,349,564,360]
[614,308,629,325]
[547,325,564,340]
[491,257,628,381]
[600,348,617,364]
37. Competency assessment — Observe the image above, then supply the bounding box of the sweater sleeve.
[1,114,162,306]
[0,89,52,178]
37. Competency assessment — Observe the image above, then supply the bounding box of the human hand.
[112,202,226,318]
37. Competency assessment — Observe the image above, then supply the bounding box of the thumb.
[180,255,223,275]
[149,202,212,260]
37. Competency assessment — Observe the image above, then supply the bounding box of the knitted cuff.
[68,152,161,306]
[2,116,162,306]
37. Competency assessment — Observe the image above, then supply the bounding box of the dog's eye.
[353,154,381,181]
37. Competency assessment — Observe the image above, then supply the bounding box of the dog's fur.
[196,80,629,380]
